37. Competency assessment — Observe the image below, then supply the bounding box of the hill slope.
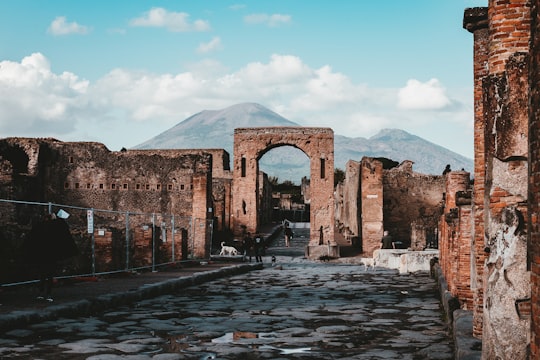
[134,103,473,181]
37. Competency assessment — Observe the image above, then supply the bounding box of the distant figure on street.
[284,224,293,247]
[254,233,263,262]
[243,232,254,262]
[24,210,77,302]
[381,230,395,249]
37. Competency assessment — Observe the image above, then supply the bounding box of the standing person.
[254,233,263,263]
[243,232,254,262]
[25,210,77,302]
[381,230,395,249]
[284,224,293,247]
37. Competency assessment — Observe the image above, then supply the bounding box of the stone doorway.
[232,127,336,258]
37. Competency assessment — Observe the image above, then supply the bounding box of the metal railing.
[0,199,212,287]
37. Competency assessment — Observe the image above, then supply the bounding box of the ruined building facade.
[436,1,540,358]
[0,138,233,280]
[334,157,445,256]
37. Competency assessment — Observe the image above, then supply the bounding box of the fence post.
[171,215,175,263]
[90,208,95,276]
[152,213,156,272]
[125,211,130,271]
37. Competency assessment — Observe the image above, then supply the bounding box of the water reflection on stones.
[0,227,453,359]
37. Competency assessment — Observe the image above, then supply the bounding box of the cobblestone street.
[0,263,453,359]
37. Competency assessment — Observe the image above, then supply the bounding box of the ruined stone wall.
[334,157,445,256]
[334,160,361,248]
[478,1,531,358]
[0,138,216,276]
[439,171,474,309]
[529,0,540,357]
[458,0,531,359]
[382,161,445,250]
[463,5,489,339]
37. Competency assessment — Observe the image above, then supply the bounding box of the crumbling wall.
[439,171,474,309]
[383,161,445,250]
[0,138,217,280]
[482,53,530,360]
[529,0,540,357]
[334,160,361,249]
[334,157,445,256]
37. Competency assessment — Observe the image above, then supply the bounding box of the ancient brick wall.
[334,160,361,248]
[0,138,217,277]
[334,157,445,256]
[438,171,474,309]
[463,6,489,339]
[382,161,445,251]
[480,1,531,358]
[529,0,540,357]
[233,127,334,253]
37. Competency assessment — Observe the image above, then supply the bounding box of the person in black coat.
[25,211,77,302]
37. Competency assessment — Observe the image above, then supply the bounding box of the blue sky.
[0,1,486,158]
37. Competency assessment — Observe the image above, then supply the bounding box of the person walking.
[284,224,293,247]
[253,233,263,263]
[381,230,395,249]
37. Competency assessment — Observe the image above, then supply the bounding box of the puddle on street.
[211,331,312,355]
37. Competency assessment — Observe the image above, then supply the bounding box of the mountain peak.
[134,103,473,177]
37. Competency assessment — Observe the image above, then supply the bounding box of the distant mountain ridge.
[135,103,473,181]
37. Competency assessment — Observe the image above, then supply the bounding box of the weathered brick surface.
[470,1,532,358]
[335,157,445,256]
[0,138,217,278]
[529,0,540,357]
[233,127,334,250]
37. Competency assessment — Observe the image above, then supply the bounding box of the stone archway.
[232,127,336,258]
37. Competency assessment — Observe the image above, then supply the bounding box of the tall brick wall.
[529,0,540,357]
[382,161,445,250]
[334,157,445,256]
[0,138,217,274]
[464,6,489,339]
[481,1,531,358]
[438,171,474,309]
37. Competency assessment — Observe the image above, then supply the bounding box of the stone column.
[463,6,489,339]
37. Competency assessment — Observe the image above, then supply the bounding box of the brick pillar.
[482,1,531,358]
[360,157,383,256]
[442,171,471,301]
[192,173,212,258]
[528,0,540,357]
[464,6,489,338]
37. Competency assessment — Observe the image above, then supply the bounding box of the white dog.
[361,257,376,271]
[219,242,239,256]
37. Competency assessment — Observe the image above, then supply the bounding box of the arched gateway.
[232,127,337,258]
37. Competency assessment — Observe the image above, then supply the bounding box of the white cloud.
[130,7,210,32]
[0,53,88,135]
[244,13,292,27]
[397,78,451,110]
[48,16,90,35]
[0,53,472,157]
[197,37,223,54]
